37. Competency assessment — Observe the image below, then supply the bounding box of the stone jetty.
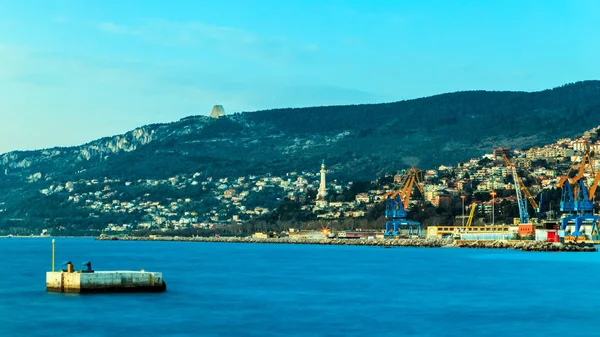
[96,236,597,252]
[454,240,597,252]
[97,235,450,247]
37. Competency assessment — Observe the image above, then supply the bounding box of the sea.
[0,238,599,337]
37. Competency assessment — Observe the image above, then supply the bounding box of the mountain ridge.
[3,80,600,181]
[2,80,595,157]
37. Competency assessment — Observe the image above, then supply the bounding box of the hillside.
[1,80,600,233]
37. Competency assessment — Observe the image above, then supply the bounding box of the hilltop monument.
[210,105,226,119]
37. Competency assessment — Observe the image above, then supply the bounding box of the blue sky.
[0,0,599,153]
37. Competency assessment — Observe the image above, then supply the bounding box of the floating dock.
[46,265,167,293]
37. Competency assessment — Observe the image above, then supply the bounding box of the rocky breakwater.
[96,235,451,247]
[454,240,597,252]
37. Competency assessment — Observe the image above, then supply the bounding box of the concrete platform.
[46,270,167,293]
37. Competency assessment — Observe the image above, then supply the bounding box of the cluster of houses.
[37,169,359,232]
[35,126,600,232]
[313,126,600,219]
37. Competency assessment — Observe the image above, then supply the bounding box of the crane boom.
[513,165,528,223]
[517,174,539,210]
[570,152,589,185]
[412,167,424,194]
[402,176,415,210]
[382,169,413,199]
[465,202,477,227]
[588,170,600,201]
[569,144,595,185]
[501,154,539,213]
[557,173,570,188]
[383,167,423,211]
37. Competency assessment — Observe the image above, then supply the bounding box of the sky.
[0,0,599,153]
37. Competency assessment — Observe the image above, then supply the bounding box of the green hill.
[1,80,600,233]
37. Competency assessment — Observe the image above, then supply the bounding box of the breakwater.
[96,236,597,252]
[454,240,597,252]
[97,235,450,247]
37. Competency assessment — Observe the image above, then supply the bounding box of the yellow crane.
[465,202,477,228]
[558,143,595,188]
[382,166,423,211]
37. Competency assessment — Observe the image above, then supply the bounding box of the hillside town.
[34,126,600,235]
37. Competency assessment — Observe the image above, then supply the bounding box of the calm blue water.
[0,238,599,337]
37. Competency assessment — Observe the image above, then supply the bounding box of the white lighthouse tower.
[316,159,327,204]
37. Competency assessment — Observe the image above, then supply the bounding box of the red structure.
[547,230,559,242]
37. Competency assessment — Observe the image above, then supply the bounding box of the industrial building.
[426,225,513,239]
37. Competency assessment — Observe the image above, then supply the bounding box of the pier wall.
[46,271,166,293]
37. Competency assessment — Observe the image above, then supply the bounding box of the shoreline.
[0,236,95,239]
[95,236,598,252]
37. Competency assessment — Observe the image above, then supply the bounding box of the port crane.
[465,202,477,228]
[575,169,600,238]
[557,144,600,237]
[557,162,581,232]
[571,163,600,237]
[383,167,423,237]
[557,143,595,215]
[454,202,478,238]
[501,154,541,223]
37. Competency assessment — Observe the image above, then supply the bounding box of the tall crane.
[571,167,600,236]
[502,154,538,223]
[383,167,423,237]
[573,144,596,212]
[557,144,595,215]
[558,144,600,236]
[558,166,579,231]
[465,202,477,228]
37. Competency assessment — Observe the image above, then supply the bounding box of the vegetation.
[1,81,600,233]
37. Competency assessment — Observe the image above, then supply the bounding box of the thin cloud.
[303,44,319,52]
[97,22,135,35]
[97,20,266,46]
[52,16,71,23]
[96,19,318,64]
